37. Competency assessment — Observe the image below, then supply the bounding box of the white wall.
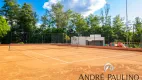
[71,37,86,46]
[71,34,105,46]
[78,37,86,46]
[71,37,78,45]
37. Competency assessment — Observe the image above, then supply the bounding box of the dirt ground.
[0,44,142,80]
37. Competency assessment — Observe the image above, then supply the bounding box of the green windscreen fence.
[8,31,142,50]
[10,32,71,44]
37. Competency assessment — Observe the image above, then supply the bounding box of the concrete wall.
[78,37,86,46]
[71,34,105,46]
[71,37,86,46]
[71,37,78,45]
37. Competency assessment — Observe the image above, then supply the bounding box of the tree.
[73,13,89,35]
[51,2,72,28]
[0,16,10,41]
[100,4,113,43]
[112,15,125,42]
[41,14,48,30]
[87,14,101,34]
[17,3,37,32]
[100,4,111,27]
[40,10,55,30]
[51,2,63,28]
[0,0,19,29]
[134,17,142,42]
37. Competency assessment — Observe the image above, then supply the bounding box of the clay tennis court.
[0,44,142,80]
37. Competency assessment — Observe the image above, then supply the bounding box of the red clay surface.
[0,44,142,80]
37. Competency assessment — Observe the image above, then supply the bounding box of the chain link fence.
[9,31,142,48]
[10,32,72,44]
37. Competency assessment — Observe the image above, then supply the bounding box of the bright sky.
[0,0,142,23]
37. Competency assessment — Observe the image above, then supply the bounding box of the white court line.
[12,47,68,64]
[14,46,138,65]
[53,53,135,65]
[24,50,135,65]
[22,52,49,64]
[26,51,69,63]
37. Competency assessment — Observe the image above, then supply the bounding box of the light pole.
[126,0,129,47]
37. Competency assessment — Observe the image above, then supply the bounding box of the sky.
[0,0,142,24]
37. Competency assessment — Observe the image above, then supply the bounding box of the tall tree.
[134,17,142,42]
[112,15,125,41]
[100,4,113,43]
[40,10,55,30]
[18,3,37,32]
[41,14,48,30]
[51,2,72,28]
[100,4,111,27]
[87,14,101,34]
[73,13,88,35]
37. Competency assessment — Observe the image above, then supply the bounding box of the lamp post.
[126,0,129,47]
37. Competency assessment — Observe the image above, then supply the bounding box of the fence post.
[63,33,64,44]
[77,33,79,48]
[140,34,142,48]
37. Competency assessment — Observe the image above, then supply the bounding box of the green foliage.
[64,34,70,41]
[0,0,19,28]
[87,15,101,34]
[0,0,37,32]
[0,0,37,43]
[41,14,48,30]
[134,17,142,42]
[40,10,55,29]
[51,3,73,28]
[73,13,89,34]
[0,16,10,38]
[52,28,64,33]
[100,4,111,26]
[18,3,37,32]
[18,42,24,44]
[112,15,125,41]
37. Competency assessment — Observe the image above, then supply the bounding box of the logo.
[104,63,114,72]
[78,63,140,80]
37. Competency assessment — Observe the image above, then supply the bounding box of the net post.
[57,33,58,44]
[8,43,10,51]
[62,33,64,44]
[140,34,142,48]
[8,32,12,51]
[42,34,43,44]
[77,33,79,48]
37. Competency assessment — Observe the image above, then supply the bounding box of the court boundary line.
[22,52,51,64]
[26,51,69,63]
[22,50,138,65]
[10,46,141,66]
[53,53,135,65]
[54,44,142,52]
[8,43,142,52]
[12,47,68,63]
